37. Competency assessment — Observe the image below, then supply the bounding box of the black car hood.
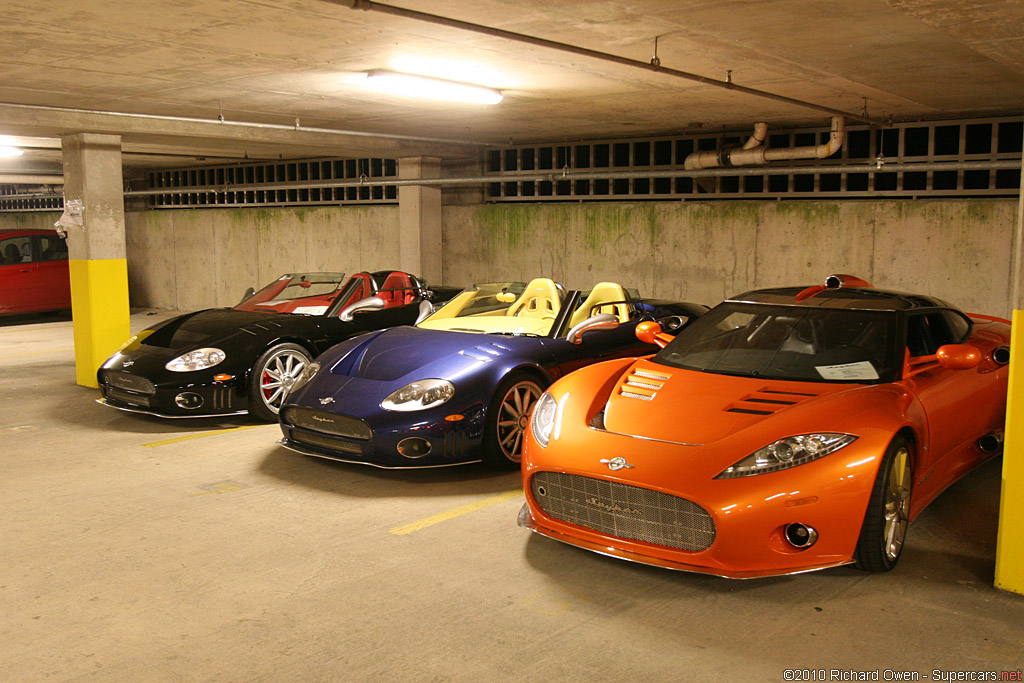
[142,308,304,350]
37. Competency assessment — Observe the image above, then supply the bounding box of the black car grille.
[105,387,152,407]
[282,407,372,440]
[102,370,156,395]
[292,431,363,455]
[530,471,716,552]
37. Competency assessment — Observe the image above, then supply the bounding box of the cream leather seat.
[507,278,561,320]
[568,282,631,328]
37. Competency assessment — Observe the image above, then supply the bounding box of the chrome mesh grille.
[102,370,156,394]
[105,387,152,407]
[282,407,372,440]
[530,471,715,552]
[292,431,363,455]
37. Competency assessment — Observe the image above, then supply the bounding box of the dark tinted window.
[37,235,68,261]
[652,303,898,383]
[905,311,971,356]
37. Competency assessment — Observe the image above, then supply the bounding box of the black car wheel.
[249,343,311,421]
[482,372,544,469]
[854,435,914,572]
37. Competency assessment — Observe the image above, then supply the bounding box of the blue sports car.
[276,278,706,469]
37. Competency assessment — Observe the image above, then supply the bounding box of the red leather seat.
[379,271,415,308]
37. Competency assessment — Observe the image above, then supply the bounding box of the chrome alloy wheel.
[495,380,542,462]
[259,349,307,414]
[883,445,912,561]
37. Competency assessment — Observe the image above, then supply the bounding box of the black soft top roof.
[727,286,956,312]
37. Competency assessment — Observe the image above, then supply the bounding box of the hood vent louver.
[726,386,820,416]
[619,367,671,402]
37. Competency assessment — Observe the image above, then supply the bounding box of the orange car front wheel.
[854,435,914,572]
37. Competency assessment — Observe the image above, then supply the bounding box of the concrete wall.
[4,198,1016,318]
[123,205,401,310]
[441,199,1018,318]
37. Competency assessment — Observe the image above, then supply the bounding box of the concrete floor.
[2,311,1023,683]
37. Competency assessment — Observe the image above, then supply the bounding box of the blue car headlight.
[381,379,455,412]
[165,347,226,372]
[715,433,858,478]
[530,392,558,448]
[287,361,320,395]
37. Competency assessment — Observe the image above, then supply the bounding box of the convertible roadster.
[276,278,707,468]
[519,274,1011,577]
[98,270,455,420]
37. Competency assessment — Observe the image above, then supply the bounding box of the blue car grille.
[282,407,372,440]
[530,471,716,552]
[292,431,363,455]
[102,370,156,395]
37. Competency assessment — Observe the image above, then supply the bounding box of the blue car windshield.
[417,279,563,336]
[651,302,899,383]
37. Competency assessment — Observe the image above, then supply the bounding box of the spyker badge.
[600,457,635,471]
[319,397,334,405]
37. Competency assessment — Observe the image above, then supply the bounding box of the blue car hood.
[327,326,535,383]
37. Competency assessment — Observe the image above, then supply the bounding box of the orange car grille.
[102,370,156,395]
[281,407,372,440]
[530,472,715,552]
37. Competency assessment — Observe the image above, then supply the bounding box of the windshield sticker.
[815,361,879,381]
[293,305,328,315]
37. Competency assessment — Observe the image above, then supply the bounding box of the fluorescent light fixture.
[364,70,503,105]
[0,146,24,157]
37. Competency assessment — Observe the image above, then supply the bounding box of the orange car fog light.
[444,414,464,422]
[213,374,233,382]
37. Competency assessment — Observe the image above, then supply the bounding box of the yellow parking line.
[142,424,267,448]
[389,489,523,536]
[0,347,73,358]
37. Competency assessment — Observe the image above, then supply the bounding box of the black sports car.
[97,270,457,420]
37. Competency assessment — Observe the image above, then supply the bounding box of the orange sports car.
[518,275,1011,578]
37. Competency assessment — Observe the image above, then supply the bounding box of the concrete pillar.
[398,157,442,284]
[996,117,1024,596]
[61,133,131,388]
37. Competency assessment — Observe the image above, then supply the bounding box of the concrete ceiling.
[2,0,1023,178]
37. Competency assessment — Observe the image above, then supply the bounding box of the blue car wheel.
[482,373,544,469]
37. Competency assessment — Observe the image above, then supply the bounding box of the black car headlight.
[530,392,558,448]
[165,348,226,372]
[381,379,454,412]
[715,433,857,479]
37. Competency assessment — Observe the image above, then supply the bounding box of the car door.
[0,234,38,313]
[545,319,654,380]
[31,234,71,310]
[901,309,995,486]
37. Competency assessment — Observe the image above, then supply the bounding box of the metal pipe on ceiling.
[0,102,490,148]
[94,159,1018,198]
[0,174,64,184]
[335,0,887,127]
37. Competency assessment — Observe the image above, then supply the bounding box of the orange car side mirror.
[636,321,674,349]
[936,344,982,370]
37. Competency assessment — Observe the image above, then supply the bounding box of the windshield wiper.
[489,331,540,337]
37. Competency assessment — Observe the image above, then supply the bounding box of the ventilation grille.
[618,367,671,402]
[292,431,363,455]
[101,370,156,395]
[282,407,372,440]
[726,387,818,415]
[530,471,715,552]
[104,387,152,407]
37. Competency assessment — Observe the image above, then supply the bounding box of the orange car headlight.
[715,433,857,479]
[531,392,558,447]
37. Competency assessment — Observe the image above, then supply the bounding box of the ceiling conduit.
[684,117,846,170]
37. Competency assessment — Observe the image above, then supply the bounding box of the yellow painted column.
[61,133,131,389]
[996,117,1024,595]
[68,259,130,387]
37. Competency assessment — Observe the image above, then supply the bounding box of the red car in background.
[0,229,70,316]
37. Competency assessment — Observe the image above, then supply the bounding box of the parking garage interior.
[2,1,1024,680]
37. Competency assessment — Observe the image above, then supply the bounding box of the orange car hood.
[602,359,850,445]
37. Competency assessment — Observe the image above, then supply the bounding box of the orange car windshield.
[652,303,899,383]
